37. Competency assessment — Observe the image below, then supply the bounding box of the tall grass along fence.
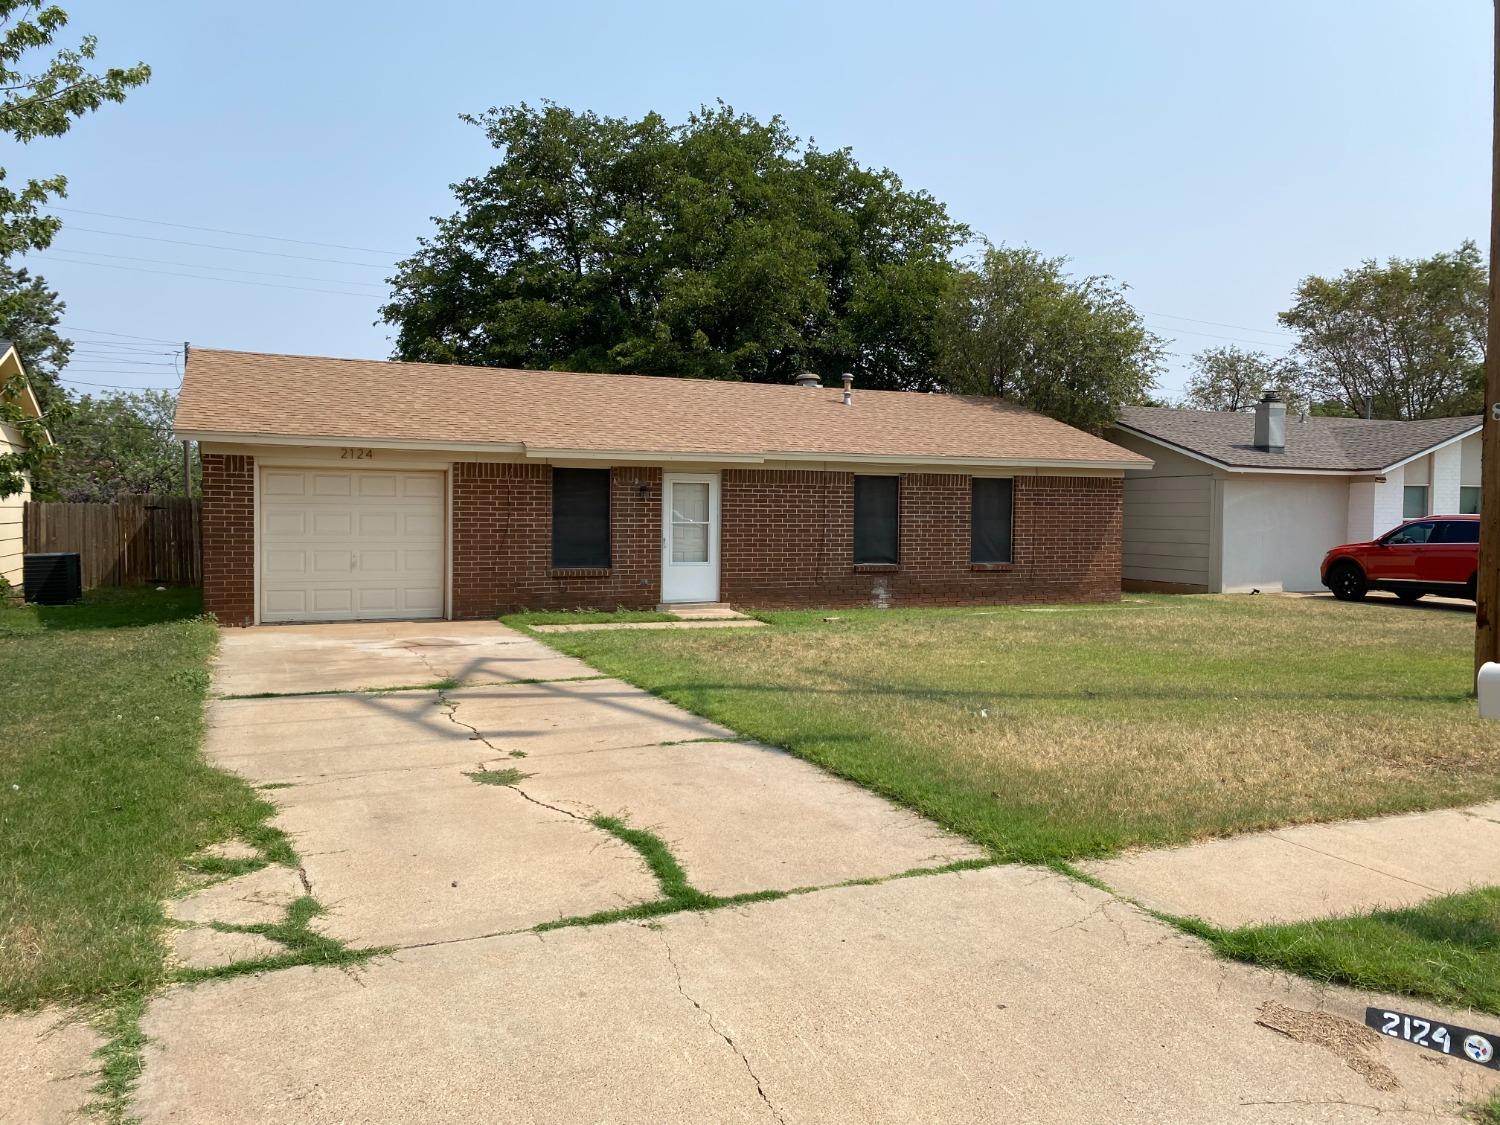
[23,495,201,588]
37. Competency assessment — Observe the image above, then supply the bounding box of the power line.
[47,205,403,256]
[1143,310,1296,338]
[59,375,176,390]
[57,226,395,268]
[60,324,182,344]
[1147,323,1296,351]
[36,254,381,299]
[48,245,388,290]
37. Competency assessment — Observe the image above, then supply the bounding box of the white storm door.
[660,473,720,603]
[260,469,445,623]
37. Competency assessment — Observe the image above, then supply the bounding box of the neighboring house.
[0,341,48,594]
[1106,397,1482,594]
[172,350,1150,626]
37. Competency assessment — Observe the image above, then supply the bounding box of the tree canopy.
[36,389,187,501]
[933,246,1164,432]
[1181,345,1301,413]
[0,2,149,498]
[382,102,968,390]
[1278,242,1485,420]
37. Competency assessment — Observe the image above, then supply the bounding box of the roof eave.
[177,430,1148,470]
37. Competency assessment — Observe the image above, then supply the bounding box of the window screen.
[1461,486,1481,515]
[1403,485,1428,519]
[853,476,899,564]
[971,478,1014,563]
[552,469,611,568]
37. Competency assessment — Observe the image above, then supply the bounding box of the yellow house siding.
[0,420,28,590]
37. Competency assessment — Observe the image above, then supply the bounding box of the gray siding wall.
[1108,429,1219,593]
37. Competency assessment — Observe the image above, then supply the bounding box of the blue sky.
[10,0,1489,399]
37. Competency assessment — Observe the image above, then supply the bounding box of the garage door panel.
[264,549,308,576]
[359,511,398,537]
[357,588,398,612]
[358,476,398,498]
[311,512,353,536]
[312,474,353,497]
[263,472,306,497]
[264,511,305,536]
[263,590,308,615]
[359,550,398,574]
[403,587,442,612]
[261,469,444,623]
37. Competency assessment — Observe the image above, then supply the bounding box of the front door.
[661,473,720,603]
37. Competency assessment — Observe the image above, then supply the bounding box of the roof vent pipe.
[1253,392,1286,452]
[794,372,820,388]
[842,372,853,405]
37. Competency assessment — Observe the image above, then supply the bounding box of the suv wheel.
[1395,589,1425,604]
[1328,562,1368,602]
[1468,575,1478,602]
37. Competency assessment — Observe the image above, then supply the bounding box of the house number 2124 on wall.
[340,447,374,460]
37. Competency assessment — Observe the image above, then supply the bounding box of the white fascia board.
[1378,425,1483,473]
[1110,423,1360,477]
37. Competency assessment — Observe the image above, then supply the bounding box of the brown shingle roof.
[1114,406,1480,472]
[174,349,1149,468]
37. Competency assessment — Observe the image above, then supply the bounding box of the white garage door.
[260,469,444,623]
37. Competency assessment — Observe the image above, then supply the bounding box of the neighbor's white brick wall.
[1462,432,1482,488]
[1431,444,1462,514]
[1346,480,1376,542]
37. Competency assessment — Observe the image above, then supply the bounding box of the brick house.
[173,350,1150,625]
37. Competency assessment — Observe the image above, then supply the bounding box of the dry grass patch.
[538,595,1500,860]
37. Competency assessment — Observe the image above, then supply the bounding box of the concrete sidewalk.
[135,867,1500,1123]
[1083,802,1500,928]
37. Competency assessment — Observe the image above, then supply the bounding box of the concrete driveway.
[102,622,1500,1120]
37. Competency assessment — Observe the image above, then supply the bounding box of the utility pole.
[1477,1,1500,682]
[180,342,192,497]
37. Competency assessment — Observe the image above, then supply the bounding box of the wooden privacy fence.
[23,495,201,588]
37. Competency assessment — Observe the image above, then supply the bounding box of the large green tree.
[1278,242,1486,420]
[934,246,1165,433]
[0,263,69,411]
[1182,345,1302,413]
[37,389,188,501]
[382,102,967,390]
[0,2,148,498]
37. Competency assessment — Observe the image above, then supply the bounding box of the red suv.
[1321,515,1479,604]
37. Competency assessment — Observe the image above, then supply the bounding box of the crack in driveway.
[656,928,786,1124]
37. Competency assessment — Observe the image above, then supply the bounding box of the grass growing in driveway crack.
[465,766,533,786]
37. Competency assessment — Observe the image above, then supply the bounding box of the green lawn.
[0,587,274,1010]
[524,595,1500,862]
[1189,888,1500,1016]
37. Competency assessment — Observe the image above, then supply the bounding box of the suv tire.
[1396,590,1425,604]
[1468,575,1478,602]
[1328,562,1368,602]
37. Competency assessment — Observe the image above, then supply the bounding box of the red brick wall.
[199,458,1120,624]
[451,463,660,617]
[719,470,1122,608]
[200,453,255,626]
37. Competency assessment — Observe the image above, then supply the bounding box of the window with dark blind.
[552,468,611,568]
[853,476,899,565]
[971,478,1013,563]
